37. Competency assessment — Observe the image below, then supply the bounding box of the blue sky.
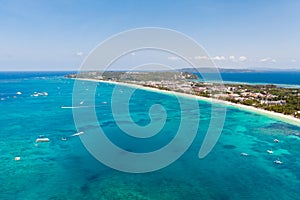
[0,0,299,71]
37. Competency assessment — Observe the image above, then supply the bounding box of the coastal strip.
[74,78,300,127]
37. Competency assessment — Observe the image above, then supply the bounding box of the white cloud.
[260,57,276,63]
[194,56,208,60]
[194,55,226,61]
[291,59,296,63]
[76,52,83,57]
[168,56,180,60]
[212,56,226,61]
[229,55,235,60]
[131,52,136,56]
[260,57,270,62]
[239,56,247,62]
[193,55,247,62]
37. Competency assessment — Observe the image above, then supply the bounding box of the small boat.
[36,138,50,142]
[273,139,280,143]
[31,92,48,97]
[71,131,84,137]
[80,101,84,105]
[241,152,248,156]
[274,160,283,164]
[14,157,21,161]
[267,150,274,154]
[16,91,22,95]
[61,137,67,141]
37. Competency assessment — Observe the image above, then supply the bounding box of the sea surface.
[0,71,300,200]
[196,71,300,87]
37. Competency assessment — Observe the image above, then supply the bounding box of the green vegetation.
[194,82,300,118]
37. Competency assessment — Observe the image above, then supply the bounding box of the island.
[65,71,300,120]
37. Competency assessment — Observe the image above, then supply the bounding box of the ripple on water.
[222,144,237,149]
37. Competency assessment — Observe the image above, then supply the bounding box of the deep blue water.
[196,71,300,86]
[0,71,299,199]
[0,71,73,80]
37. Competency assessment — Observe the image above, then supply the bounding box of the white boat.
[71,131,84,137]
[31,92,48,97]
[16,91,22,95]
[274,160,283,164]
[14,157,21,161]
[273,139,280,143]
[36,138,50,142]
[267,150,274,154]
[241,152,248,156]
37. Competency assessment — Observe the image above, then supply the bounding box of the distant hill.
[179,67,257,73]
[179,67,300,73]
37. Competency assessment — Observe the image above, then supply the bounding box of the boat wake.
[61,106,95,109]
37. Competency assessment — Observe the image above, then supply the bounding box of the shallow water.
[0,73,299,199]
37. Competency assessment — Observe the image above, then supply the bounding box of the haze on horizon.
[0,0,300,71]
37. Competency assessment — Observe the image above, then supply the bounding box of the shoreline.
[197,80,300,89]
[75,78,300,127]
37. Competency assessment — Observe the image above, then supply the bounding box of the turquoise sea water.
[0,72,300,199]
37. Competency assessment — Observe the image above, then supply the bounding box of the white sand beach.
[75,78,300,127]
